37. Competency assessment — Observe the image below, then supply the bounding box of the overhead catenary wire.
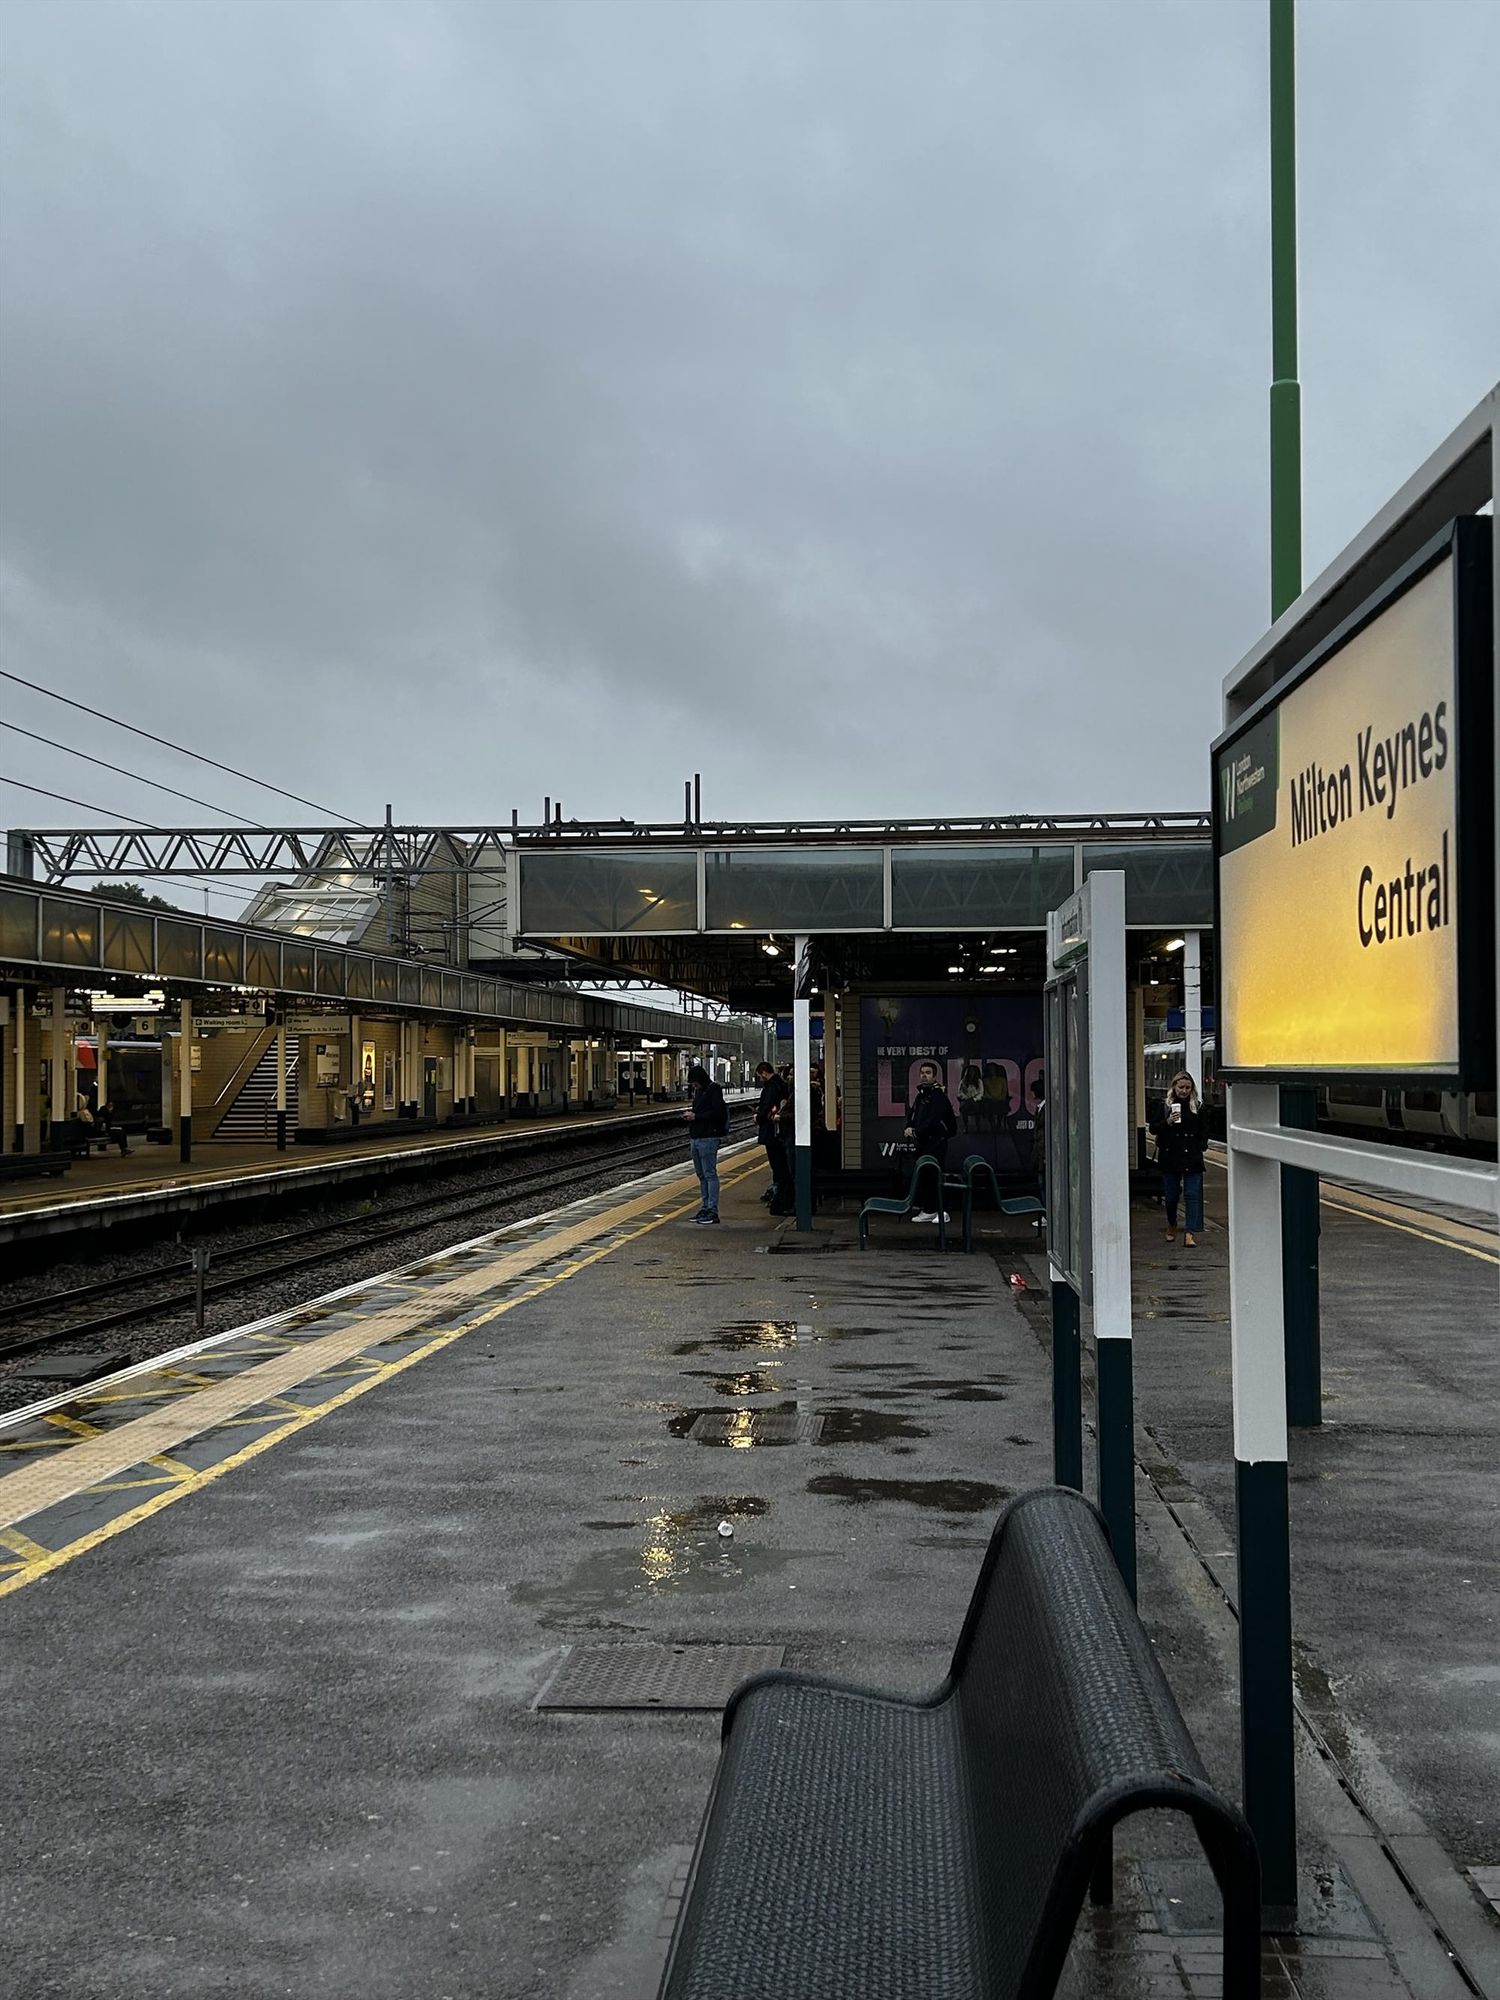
[0,667,361,824]
[0,775,263,909]
[0,719,263,826]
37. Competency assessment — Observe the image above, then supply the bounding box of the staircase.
[213,1041,300,1142]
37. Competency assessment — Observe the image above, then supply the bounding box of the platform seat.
[959,1156,1045,1252]
[658,1488,1261,2000]
[857,1154,947,1248]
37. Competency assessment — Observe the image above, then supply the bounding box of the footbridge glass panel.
[518,851,698,934]
[41,897,102,968]
[890,845,1075,929]
[1082,844,1212,926]
[103,907,156,976]
[704,849,884,931]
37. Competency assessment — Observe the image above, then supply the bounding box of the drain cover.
[687,1411,823,1445]
[536,1643,785,1711]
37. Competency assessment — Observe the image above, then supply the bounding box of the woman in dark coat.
[1149,1070,1207,1247]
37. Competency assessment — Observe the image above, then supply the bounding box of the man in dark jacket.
[753,1062,789,1208]
[685,1064,730,1225]
[903,1059,958,1222]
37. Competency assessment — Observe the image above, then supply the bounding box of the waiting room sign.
[1212,519,1493,1084]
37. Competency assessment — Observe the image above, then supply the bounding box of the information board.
[1213,519,1493,1083]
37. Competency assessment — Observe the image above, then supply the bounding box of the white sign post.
[1045,871,1135,1597]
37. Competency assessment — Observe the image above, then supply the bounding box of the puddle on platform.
[680,1368,788,1398]
[514,1496,789,1608]
[668,1321,887,1358]
[806,1474,1008,1514]
[664,1403,931,1446]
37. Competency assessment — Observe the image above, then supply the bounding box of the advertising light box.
[1212,519,1493,1084]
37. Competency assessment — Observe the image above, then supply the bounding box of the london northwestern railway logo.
[1216,710,1279,857]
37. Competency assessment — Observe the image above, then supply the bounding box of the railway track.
[0,1126,699,1366]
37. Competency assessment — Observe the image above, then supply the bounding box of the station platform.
[0,1102,702,1250]
[1,1143,1495,2000]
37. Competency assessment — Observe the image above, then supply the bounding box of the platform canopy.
[511,814,1213,1010]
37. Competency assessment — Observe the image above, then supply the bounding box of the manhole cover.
[687,1412,823,1445]
[536,1643,785,1711]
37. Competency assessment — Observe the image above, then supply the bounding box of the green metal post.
[1270,0,1321,1431]
[1243,0,1303,1924]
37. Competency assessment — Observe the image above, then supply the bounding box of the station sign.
[1212,519,1493,1084]
[282,1013,351,1036]
[192,1014,261,1032]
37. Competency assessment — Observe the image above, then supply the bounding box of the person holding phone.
[1150,1070,1206,1247]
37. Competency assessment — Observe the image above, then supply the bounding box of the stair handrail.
[206,1029,278,1111]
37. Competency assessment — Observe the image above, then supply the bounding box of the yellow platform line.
[0,1159,761,1597]
[1318,1196,1497,1264]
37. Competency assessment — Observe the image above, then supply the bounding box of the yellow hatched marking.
[0,1161,761,1597]
[0,1438,71,1456]
[145,1454,202,1482]
[44,1413,104,1439]
[1,1525,51,1563]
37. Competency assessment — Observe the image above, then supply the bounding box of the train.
[1144,1036,1497,1156]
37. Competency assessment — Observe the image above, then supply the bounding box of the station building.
[0,873,765,1157]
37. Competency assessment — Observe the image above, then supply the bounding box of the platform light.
[1163,937,1185,953]
[946,964,962,974]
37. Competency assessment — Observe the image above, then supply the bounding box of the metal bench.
[958,1155,1046,1252]
[657,1487,1261,2000]
[857,1153,948,1249]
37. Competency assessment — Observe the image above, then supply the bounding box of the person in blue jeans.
[685,1064,730,1225]
[1150,1070,1206,1247]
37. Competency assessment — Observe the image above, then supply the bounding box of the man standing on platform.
[903,1058,957,1224]
[685,1064,730,1225]
[753,1061,789,1210]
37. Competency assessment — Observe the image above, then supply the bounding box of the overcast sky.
[1,0,1496,854]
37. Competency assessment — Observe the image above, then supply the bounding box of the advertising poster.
[859,994,1044,1175]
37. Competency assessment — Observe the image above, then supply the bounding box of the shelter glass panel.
[0,887,37,961]
[705,849,884,932]
[345,956,373,1001]
[1082,843,1212,927]
[316,950,346,996]
[244,936,281,990]
[398,965,421,1005]
[890,845,1074,929]
[282,944,315,993]
[157,920,202,980]
[102,907,155,975]
[516,851,698,934]
[41,898,101,967]
[203,929,244,985]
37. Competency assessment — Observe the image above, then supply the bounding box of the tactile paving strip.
[536,1643,784,1710]
[686,1412,823,1445]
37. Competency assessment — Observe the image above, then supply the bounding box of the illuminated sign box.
[1212,519,1493,1085]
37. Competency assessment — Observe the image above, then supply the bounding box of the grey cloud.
[1,0,1496,835]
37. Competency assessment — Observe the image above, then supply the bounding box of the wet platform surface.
[1,1144,1496,1998]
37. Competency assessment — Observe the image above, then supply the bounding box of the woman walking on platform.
[1150,1071,1206,1248]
